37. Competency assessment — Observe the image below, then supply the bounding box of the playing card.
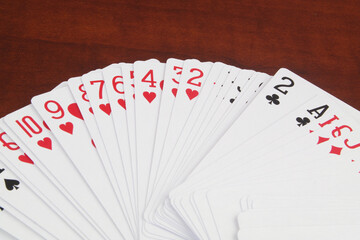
[0,229,16,240]
[151,60,219,193]
[181,71,271,180]
[1,58,359,240]
[102,64,138,230]
[142,58,186,238]
[0,163,83,240]
[0,203,47,240]
[146,58,184,203]
[169,69,360,239]
[144,59,206,239]
[133,59,165,236]
[0,121,107,240]
[31,86,134,239]
[81,68,137,234]
[144,59,214,238]
[168,65,246,184]
[67,76,124,217]
[120,62,138,213]
[4,105,123,240]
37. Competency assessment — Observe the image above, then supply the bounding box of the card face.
[102,64,138,225]
[182,71,272,175]
[177,90,360,192]
[82,68,137,234]
[0,228,15,240]
[146,58,184,202]
[2,59,360,240]
[142,59,187,238]
[208,71,270,143]
[149,61,224,207]
[0,122,36,169]
[165,64,239,183]
[151,60,213,194]
[170,66,254,181]
[207,78,359,178]
[171,102,360,240]
[158,63,235,186]
[0,122,106,240]
[144,60,218,239]
[0,162,83,240]
[0,199,56,240]
[67,76,117,185]
[0,221,35,240]
[31,87,133,239]
[193,68,332,166]
[3,105,123,240]
[102,65,134,180]
[67,76,125,221]
[167,68,360,240]
[133,60,165,208]
[120,62,138,201]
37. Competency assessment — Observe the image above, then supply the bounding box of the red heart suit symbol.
[118,99,126,110]
[89,107,94,114]
[91,139,96,148]
[143,91,156,103]
[59,122,74,135]
[172,88,178,97]
[18,154,34,164]
[160,80,164,90]
[37,137,52,150]
[186,88,199,100]
[43,121,50,130]
[68,103,84,120]
[99,103,111,115]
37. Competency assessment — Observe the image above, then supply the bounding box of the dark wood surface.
[0,0,359,117]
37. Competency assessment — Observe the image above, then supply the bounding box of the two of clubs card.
[0,58,359,240]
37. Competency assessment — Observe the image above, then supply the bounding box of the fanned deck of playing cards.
[0,58,359,240]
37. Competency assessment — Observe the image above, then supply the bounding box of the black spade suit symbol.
[4,179,20,191]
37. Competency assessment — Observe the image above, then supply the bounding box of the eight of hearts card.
[0,59,359,240]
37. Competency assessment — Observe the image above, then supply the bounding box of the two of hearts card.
[0,58,359,240]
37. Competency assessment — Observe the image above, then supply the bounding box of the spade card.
[0,121,106,240]
[4,104,123,240]
[1,59,359,240]
[0,163,83,240]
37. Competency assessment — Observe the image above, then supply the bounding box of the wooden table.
[0,0,359,117]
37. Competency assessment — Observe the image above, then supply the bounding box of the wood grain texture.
[0,0,359,117]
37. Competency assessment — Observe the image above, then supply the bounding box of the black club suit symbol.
[296,117,310,127]
[266,94,280,105]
